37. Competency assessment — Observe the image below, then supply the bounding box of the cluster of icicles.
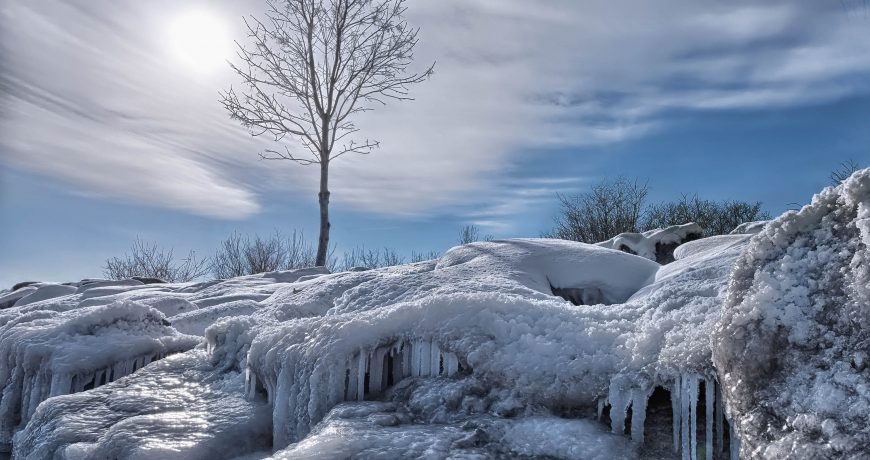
[0,350,170,443]
[245,338,464,448]
[247,338,744,458]
[599,374,740,460]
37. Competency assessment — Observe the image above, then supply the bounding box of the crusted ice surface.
[12,350,271,459]
[0,301,199,445]
[713,169,870,458]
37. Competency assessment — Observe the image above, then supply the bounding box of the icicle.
[716,383,725,454]
[419,341,431,377]
[245,368,254,399]
[430,342,441,376]
[401,341,412,378]
[112,361,125,383]
[356,348,366,400]
[326,365,342,408]
[369,348,386,395]
[689,376,698,460]
[630,387,649,443]
[729,421,740,460]
[680,375,690,460]
[347,355,358,401]
[94,369,105,389]
[444,352,459,377]
[391,345,403,383]
[672,375,681,453]
[272,365,291,449]
[705,378,714,460]
[608,382,630,435]
[410,341,421,377]
[49,373,71,398]
[597,397,606,421]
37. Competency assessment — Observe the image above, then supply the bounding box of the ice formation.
[0,301,198,446]
[713,169,870,458]
[4,174,869,458]
[596,223,704,264]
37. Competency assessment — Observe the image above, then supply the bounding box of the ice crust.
[6,173,870,459]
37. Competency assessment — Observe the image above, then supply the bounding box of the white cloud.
[1,1,868,222]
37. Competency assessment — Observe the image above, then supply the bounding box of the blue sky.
[1,1,869,286]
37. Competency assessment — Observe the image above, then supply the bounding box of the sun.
[167,9,231,73]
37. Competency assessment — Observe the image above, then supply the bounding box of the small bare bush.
[644,195,770,237]
[104,238,208,283]
[458,225,494,245]
[211,230,317,278]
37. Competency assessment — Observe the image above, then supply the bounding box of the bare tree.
[547,177,649,243]
[104,238,208,283]
[222,0,434,267]
[830,159,861,185]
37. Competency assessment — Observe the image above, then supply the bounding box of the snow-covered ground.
[2,171,869,459]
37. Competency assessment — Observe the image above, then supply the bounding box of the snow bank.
[596,223,704,264]
[713,169,870,458]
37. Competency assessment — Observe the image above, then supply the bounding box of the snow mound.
[713,168,870,458]
[0,301,198,445]
[596,223,704,264]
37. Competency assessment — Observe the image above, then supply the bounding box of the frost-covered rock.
[713,169,870,458]
[596,223,704,264]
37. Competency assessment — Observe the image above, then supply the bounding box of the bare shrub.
[211,230,317,279]
[644,195,770,237]
[548,177,771,242]
[458,225,494,245]
[104,238,208,283]
[410,250,441,263]
[338,246,405,271]
[547,177,648,243]
[830,159,860,185]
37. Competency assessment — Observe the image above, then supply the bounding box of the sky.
[1,0,870,286]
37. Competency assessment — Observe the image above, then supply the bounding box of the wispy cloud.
[1,1,868,222]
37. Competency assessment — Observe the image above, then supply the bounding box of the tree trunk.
[315,159,330,267]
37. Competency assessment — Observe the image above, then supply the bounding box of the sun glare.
[167,9,231,73]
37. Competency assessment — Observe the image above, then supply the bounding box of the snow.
[3,235,741,458]
[712,168,870,458]
[728,220,768,235]
[3,172,867,458]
